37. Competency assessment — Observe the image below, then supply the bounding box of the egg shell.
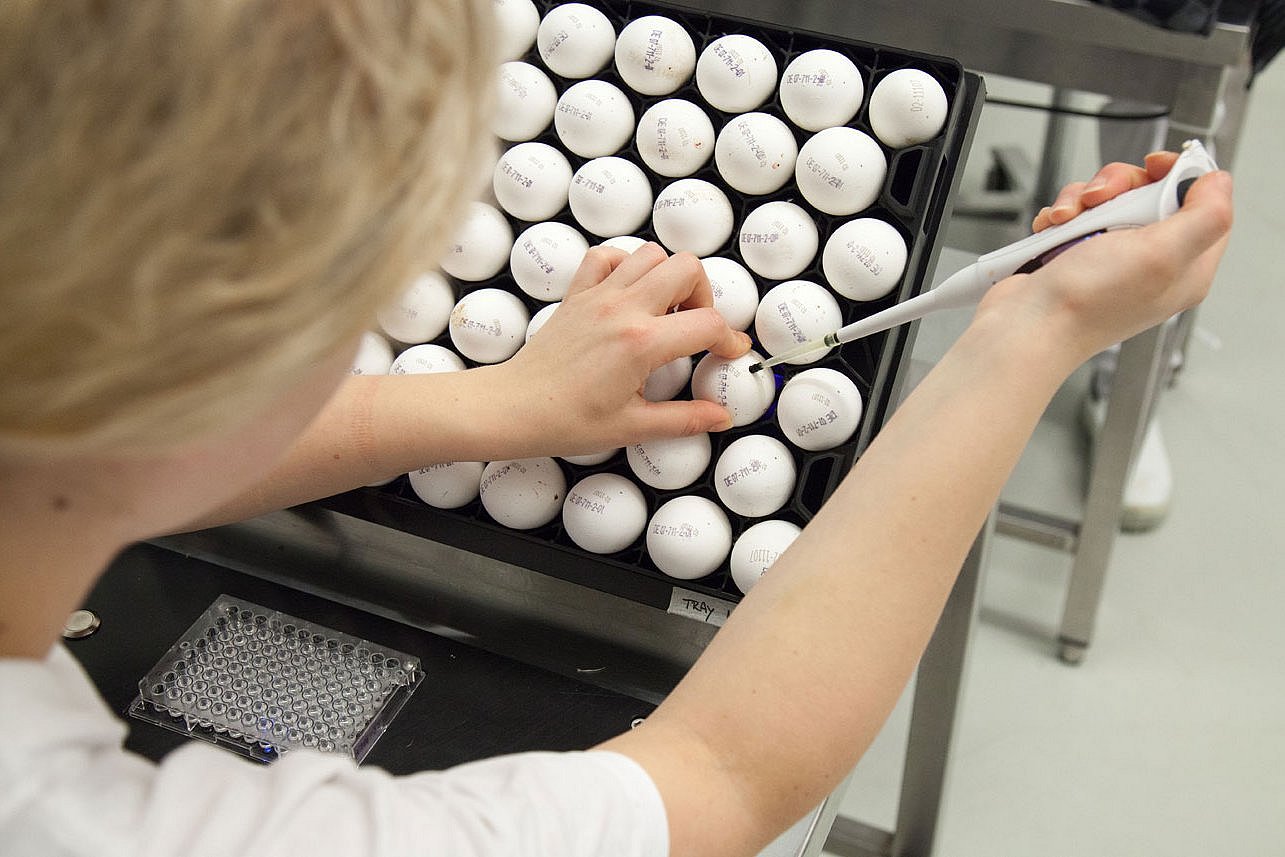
[868,68,949,148]
[568,157,654,238]
[627,433,712,490]
[493,142,573,222]
[448,288,530,363]
[537,3,616,79]
[600,235,647,253]
[695,35,778,114]
[561,448,619,466]
[562,473,649,554]
[714,112,799,196]
[822,217,908,301]
[614,16,696,96]
[554,80,636,158]
[730,519,802,593]
[754,280,843,365]
[377,272,455,344]
[646,495,733,580]
[635,99,716,178]
[643,355,693,402]
[493,61,558,142]
[479,457,567,530]
[701,256,759,332]
[691,350,776,427]
[349,331,394,376]
[651,178,734,257]
[510,222,588,301]
[776,367,864,451]
[390,343,467,375]
[795,127,887,217]
[714,434,797,518]
[409,461,485,510]
[525,301,561,341]
[493,0,541,62]
[738,201,819,281]
[441,202,514,281]
[779,49,864,132]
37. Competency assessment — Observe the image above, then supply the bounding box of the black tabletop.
[67,542,655,774]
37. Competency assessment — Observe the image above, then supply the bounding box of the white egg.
[714,434,797,517]
[779,49,864,132]
[537,3,616,79]
[599,235,647,253]
[493,61,558,142]
[614,15,696,96]
[448,288,530,363]
[390,343,467,375]
[868,68,948,148]
[754,280,843,365]
[409,461,485,509]
[701,256,759,332]
[480,457,567,529]
[561,449,619,466]
[510,221,588,301]
[627,433,712,490]
[525,301,560,341]
[377,272,455,344]
[562,473,649,554]
[554,80,636,158]
[730,519,801,594]
[695,34,778,114]
[643,355,693,401]
[350,331,394,376]
[714,112,799,196]
[441,202,514,282]
[822,217,907,301]
[492,0,541,62]
[651,178,734,257]
[738,201,819,281]
[795,127,887,216]
[646,495,733,580]
[635,99,716,178]
[776,366,863,451]
[568,157,654,238]
[493,142,573,222]
[691,350,776,427]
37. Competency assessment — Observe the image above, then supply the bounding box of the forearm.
[601,307,1084,856]
[190,366,555,529]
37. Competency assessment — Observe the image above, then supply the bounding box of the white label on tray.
[666,588,736,626]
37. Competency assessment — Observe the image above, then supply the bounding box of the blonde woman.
[0,2,1232,856]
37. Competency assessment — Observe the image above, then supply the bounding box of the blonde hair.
[0,0,495,457]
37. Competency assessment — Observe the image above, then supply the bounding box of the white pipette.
[749,139,1218,373]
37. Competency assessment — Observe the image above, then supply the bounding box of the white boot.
[1081,391,1173,532]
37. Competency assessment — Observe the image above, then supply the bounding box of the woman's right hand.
[984,155,1233,364]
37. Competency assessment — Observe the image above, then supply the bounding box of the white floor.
[830,59,1285,856]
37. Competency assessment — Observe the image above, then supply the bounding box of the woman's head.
[0,0,495,458]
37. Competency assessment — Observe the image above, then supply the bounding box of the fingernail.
[1051,204,1074,219]
[714,416,734,432]
[1084,178,1107,193]
[739,332,753,351]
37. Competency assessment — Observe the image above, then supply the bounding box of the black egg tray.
[317,0,984,612]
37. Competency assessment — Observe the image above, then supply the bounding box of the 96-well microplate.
[129,595,422,764]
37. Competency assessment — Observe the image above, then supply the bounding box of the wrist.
[964,289,1092,388]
